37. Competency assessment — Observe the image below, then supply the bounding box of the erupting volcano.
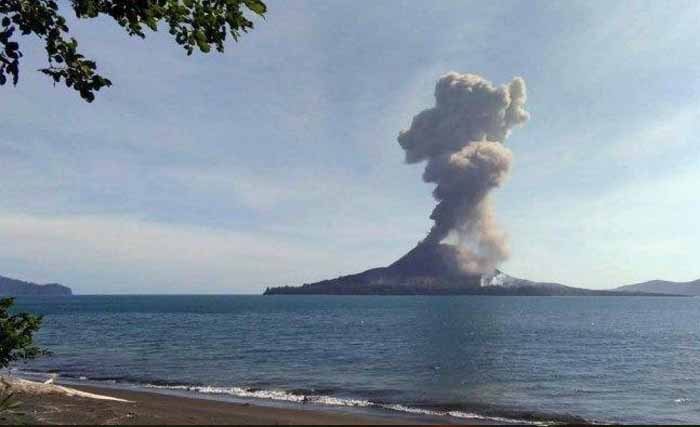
[397,72,528,273]
[264,73,662,296]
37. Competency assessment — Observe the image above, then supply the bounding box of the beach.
[0,376,446,425]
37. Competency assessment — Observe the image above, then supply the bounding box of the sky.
[1,0,700,294]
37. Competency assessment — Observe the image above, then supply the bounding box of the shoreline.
[3,372,589,425]
[1,376,467,425]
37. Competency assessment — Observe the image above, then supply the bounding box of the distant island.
[264,243,675,296]
[0,275,72,296]
[615,279,700,296]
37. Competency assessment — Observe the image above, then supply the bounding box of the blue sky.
[1,0,699,294]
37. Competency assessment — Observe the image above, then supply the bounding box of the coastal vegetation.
[0,298,44,422]
[0,378,22,421]
[0,297,44,370]
[0,0,267,101]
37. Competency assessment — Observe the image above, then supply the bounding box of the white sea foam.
[313,395,372,407]
[11,370,554,425]
[379,403,437,416]
[143,383,551,425]
[144,384,371,406]
[379,403,549,425]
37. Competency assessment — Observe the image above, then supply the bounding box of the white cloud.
[501,163,700,289]
[0,204,428,294]
[606,106,700,162]
[0,213,351,294]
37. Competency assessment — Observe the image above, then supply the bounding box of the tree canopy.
[0,298,44,369]
[0,0,267,102]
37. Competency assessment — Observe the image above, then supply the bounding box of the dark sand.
[2,382,454,425]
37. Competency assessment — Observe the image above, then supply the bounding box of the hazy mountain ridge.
[264,244,670,296]
[0,275,72,296]
[615,279,700,296]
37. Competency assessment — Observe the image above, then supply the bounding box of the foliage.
[0,378,21,415]
[0,0,267,102]
[0,298,44,370]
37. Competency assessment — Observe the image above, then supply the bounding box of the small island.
[614,279,700,296]
[0,275,72,297]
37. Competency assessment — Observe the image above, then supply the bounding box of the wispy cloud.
[0,213,403,294]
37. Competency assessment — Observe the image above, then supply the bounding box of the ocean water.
[9,295,700,424]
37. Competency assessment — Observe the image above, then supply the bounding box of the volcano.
[263,244,669,296]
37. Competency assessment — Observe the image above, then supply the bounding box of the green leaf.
[194,30,207,44]
[244,0,267,16]
[197,39,211,53]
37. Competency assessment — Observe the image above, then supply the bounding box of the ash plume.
[398,73,529,273]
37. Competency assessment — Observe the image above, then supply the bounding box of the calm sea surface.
[9,295,700,424]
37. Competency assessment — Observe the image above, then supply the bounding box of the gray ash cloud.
[398,73,529,273]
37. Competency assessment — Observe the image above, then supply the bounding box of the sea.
[8,295,700,424]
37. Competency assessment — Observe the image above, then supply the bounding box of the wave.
[10,368,577,425]
[143,383,559,425]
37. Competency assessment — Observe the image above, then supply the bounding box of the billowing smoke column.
[398,73,529,273]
